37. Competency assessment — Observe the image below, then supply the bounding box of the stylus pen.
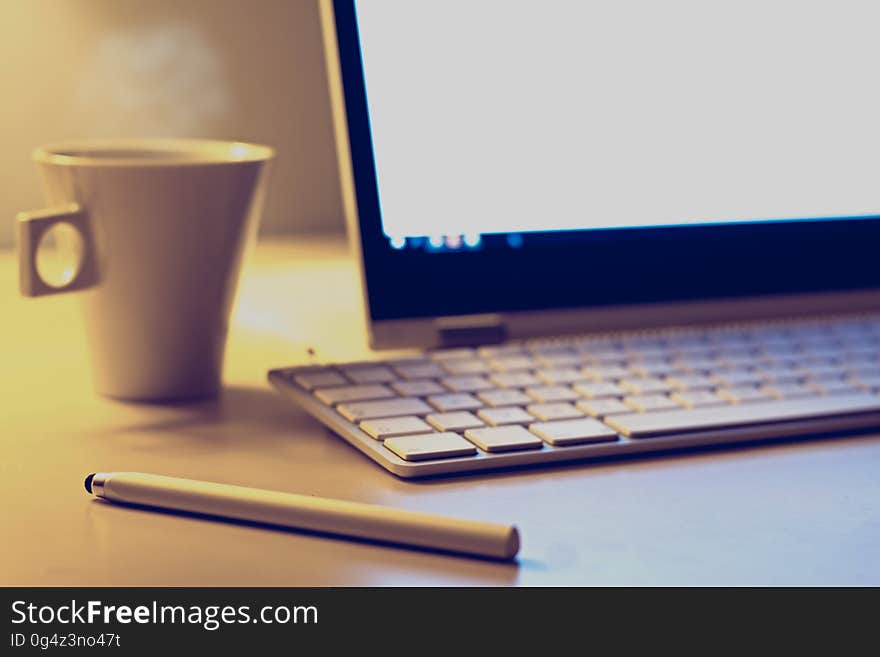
[85,472,520,560]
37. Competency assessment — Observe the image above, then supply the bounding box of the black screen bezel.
[332,0,880,322]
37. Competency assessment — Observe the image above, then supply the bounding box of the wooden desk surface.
[2,236,879,586]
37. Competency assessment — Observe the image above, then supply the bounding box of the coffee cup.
[17,138,274,401]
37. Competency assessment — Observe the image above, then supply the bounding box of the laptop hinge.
[435,315,508,347]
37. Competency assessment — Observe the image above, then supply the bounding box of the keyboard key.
[709,369,763,387]
[576,398,633,418]
[293,370,347,390]
[393,363,445,380]
[529,418,620,446]
[572,381,626,399]
[619,378,674,395]
[477,406,535,426]
[664,374,716,391]
[577,347,626,363]
[526,402,584,421]
[440,360,491,375]
[359,416,434,440]
[477,389,532,407]
[464,426,544,452]
[441,376,494,392]
[759,382,816,399]
[670,390,727,408]
[384,433,477,461]
[391,380,445,396]
[669,356,722,373]
[580,365,630,381]
[809,379,860,395]
[525,385,579,402]
[536,368,584,384]
[337,398,432,422]
[716,386,772,403]
[754,366,802,384]
[533,353,582,368]
[477,345,525,358]
[848,374,880,392]
[623,394,681,412]
[314,384,396,405]
[488,356,537,371]
[342,366,397,384]
[489,372,540,388]
[604,392,880,439]
[426,411,485,432]
[426,393,483,412]
[627,360,679,377]
[798,363,848,379]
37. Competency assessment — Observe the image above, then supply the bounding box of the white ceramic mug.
[17,139,274,401]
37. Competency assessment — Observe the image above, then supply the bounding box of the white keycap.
[623,394,681,412]
[337,398,432,422]
[488,356,537,371]
[754,367,802,384]
[489,372,540,388]
[535,368,584,384]
[849,374,880,392]
[426,411,484,432]
[709,369,762,387]
[359,416,434,440]
[441,376,494,392]
[669,390,727,408]
[526,402,584,421]
[441,360,491,375]
[533,353,581,368]
[393,363,445,380]
[604,392,880,439]
[426,393,483,412]
[525,385,579,403]
[572,381,625,399]
[664,374,716,391]
[314,384,396,405]
[463,426,544,452]
[580,365,630,381]
[477,407,535,426]
[810,379,860,395]
[477,389,532,407]
[716,386,772,403]
[384,433,477,461]
[477,345,525,358]
[619,378,674,395]
[575,398,634,418]
[293,370,347,390]
[579,348,626,363]
[342,366,397,384]
[759,383,815,399]
[627,360,679,377]
[529,418,620,446]
[391,380,445,396]
[668,357,719,373]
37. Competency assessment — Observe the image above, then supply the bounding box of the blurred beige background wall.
[0,0,344,247]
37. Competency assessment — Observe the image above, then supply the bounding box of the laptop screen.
[328,0,880,330]
[354,0,880,252]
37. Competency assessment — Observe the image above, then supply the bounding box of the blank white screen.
[354,0,880,239]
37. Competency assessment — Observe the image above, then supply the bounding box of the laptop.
[269,0,880,477]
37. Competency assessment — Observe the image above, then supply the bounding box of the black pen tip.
[84,473,95,494]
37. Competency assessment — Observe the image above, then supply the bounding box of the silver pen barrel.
[85,472,519,560]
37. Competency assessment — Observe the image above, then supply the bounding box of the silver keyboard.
[269,314,880,477]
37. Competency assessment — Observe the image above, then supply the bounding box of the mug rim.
[33,138,275,167]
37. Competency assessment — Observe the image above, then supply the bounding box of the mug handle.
[17,203,99,297]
